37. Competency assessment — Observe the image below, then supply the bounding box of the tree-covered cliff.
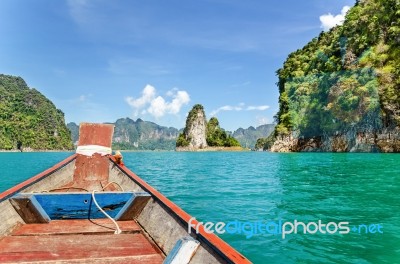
[0,74,73,150]
[206,117,240,147]
[176,104,240,148]
[273,0,400,152]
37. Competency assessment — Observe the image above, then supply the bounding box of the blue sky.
[0,0,355,131]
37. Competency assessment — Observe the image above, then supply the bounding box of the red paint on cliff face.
[78,123,114,147]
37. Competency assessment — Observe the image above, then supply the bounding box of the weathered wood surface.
[77,123,114,148]
[70,154,111,190]
[9,195,50,223]
[0,254,163,264]
[33,192,134,219]
[163,236,200,264]
[0,234,163,263]
[11,192,151,220]
[64,123,115,191]
[10,219,141,236]
[0,219,164,263]
[116,192,151,220]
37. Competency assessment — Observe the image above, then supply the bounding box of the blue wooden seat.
[10,192,151,223]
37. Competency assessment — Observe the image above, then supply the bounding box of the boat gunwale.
[110,156,252,264]
[0,153,251,263]
[0,154,77,203]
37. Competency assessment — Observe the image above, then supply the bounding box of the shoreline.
[175,146,250,152]
[0,149,74,153]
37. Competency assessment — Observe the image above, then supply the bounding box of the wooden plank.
[77,123,114,148]
[115,192,151,220]
[0,233,163,262]
[9,195,50,223]
[32,192,134,219]
[72,154,110,185]
[0,254,163,264]
[163,236,200,264]
[11,219,141,236]
[72,123,115,186]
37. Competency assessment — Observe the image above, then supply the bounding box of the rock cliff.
[271,129,400,152]
[176,104,208,149]
[271,0,400,152]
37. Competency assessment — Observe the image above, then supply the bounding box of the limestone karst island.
[176,104,244,151]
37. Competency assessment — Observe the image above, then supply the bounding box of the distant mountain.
[67,122,79,145]
[68,116,274,151]
[0,74,73,150]
[68,118,180,150]
[232,124,275,149]
[112,118,179,150]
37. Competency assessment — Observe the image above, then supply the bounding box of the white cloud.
[210,103,269,116]
[125,85,156,109]
[210,105,242,116]
[125,85,190,118]
[320,6,350,31]
[148,96,167,118]
[169,91,190,114]
[246,105,270,111]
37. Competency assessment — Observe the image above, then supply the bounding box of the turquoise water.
[0,152,399,263]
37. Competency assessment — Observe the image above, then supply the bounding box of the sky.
[0,0,355,131]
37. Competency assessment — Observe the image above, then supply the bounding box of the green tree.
[206,117,241,147]
[273,0,399,140]
[0,74,73,150]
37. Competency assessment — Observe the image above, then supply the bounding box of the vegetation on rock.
[255,133,275,151]
[273,0,399,142]
[176,104,241,148]
[206,117,241,147]
[0,74,73,150]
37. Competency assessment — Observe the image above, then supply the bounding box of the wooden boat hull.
[0,124,251,263]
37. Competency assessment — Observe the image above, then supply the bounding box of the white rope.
[91,190,122,234]
[76,145,112,156]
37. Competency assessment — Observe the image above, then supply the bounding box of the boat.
[0,123,251,263]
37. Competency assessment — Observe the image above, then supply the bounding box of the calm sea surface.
[0,152,399,263]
